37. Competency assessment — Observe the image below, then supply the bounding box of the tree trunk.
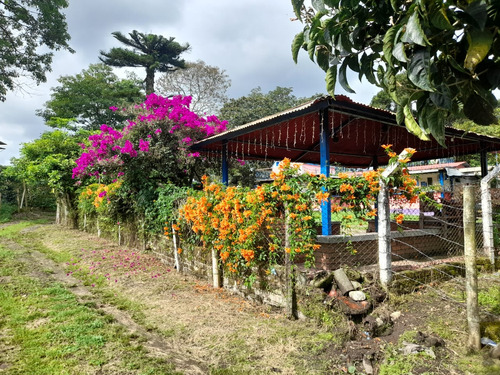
[284,209,298,319]
[145,67,155,95]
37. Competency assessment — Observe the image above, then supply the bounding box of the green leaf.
[396,103,405,124]
[383,25,398,65]
[325,65,337,96]
[392,42,408,63]
[307,40,316,61]
[402,11,430,47]
[404,104,430,140]
[339,59,355,93]
[430,7,453,30]
[360,53,377,85]
[464,92,498,125]
[312,0,326,12]
[291,0,305,20]
[420,105,446,146]
[316,48,330,72]
[346,54,360,73]
[408,49,434,91]
[292,32,305,64]
[464,1,488,30]
[464,29,493,72]
[429,85,452,110]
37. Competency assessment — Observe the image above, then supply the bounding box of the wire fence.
[315,184,488,273]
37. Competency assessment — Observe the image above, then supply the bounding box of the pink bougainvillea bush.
[73,93,227,187]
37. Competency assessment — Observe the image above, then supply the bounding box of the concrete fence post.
[481,165,500,269]
[464,185,481,351]
[377,149,411,289]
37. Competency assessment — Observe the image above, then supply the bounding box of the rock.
[351,281,362,290]
[491,345,500,359]
[362,355,374,375]
[375,317,384,327]
[348,290,366,301]
[390,311,402,322]
[415,331,445,347]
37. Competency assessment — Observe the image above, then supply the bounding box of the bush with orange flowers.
[176,145,419,285]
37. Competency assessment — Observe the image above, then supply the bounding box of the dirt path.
[3,220,344,374]
[2,226,208,374]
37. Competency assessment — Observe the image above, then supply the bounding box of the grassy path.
[2,217,500,374]
[0,218,340,374]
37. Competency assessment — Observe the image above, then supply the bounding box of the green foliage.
[100,30,190,95]
[37,64,144,131]
[478,285,500,315]
[0,204,17,223]
[219,86,319,128]
[292,0,500,145]
[0,0,73,101]
[145,184,187,234]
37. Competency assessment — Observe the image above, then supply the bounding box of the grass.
[0,221,180,374]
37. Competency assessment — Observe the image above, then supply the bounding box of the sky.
[0,0,379,165]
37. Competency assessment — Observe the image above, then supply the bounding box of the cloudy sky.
[0,0,379,165]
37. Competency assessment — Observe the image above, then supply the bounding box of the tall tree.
[99,30,190,95]
[156,60,231,115]
[0,0,73,101]
[291,0,500,146]
[37,63,143,131]
[220,86,318,128]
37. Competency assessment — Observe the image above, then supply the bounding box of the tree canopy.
[219,86,317,128]
[0,0,73,101]
[99,30,190,95]
[37,64,144,131]
[156,60,231,115]
[291,0,500,146]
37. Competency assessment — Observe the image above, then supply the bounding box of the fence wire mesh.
[315,184,489,273]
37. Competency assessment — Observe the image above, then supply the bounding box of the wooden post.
[481,165,500,269]
[172,223,183,273]
[118,222,121,245]
[97,218,101,237]
[464,185,481,351]
[284,209,298,319]
[211,249,221,287]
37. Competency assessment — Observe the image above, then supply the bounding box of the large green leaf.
[291,0,305,20]
[316,48,330,72]
[312,0,326,12]
[360,53,377,85]
[420,105,446,146]
[402,11,430,47]
[430,7,453,30]
[464,1,488,30]
[408,49,434,91]
[404,104,430,140]
[292,32,305,64]
[463,91,498,125]
[383,25,398,65]
[392,42,408,63]
[339,59,355,93]
[464,29,493,72]
[325,65,337,96]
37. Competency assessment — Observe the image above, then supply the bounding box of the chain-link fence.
[314,184,487,272]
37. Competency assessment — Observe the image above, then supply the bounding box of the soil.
[1,216,499,374]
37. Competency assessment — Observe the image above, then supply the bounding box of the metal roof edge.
[192,96,332,148]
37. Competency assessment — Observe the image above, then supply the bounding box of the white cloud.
[0,0,378,166]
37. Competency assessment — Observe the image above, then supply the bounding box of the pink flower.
[99,190,107,198]
[109,106,118,112]
[155,128,162,134]
[182,137,192,144]
[237,159,246,166]
[139,139,150,152]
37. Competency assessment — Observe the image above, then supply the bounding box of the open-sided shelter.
[193,95,500,235]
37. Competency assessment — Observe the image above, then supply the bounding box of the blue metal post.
[222,141,229,186]
[439,170,445,199]
[320,109,332,235]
